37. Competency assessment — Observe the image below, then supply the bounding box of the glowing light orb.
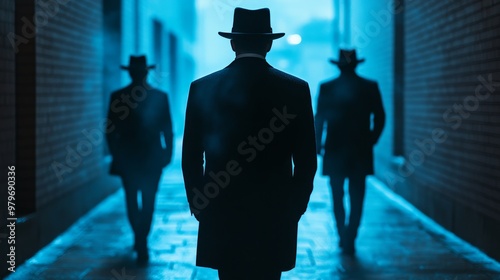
[287,34,302,45]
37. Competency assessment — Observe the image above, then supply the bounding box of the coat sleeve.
[106,94,120,157]
[182,83,205,216]
[371,83,386,144]
[161,93,174,165]
[314,85,326,155]
[291,82,318,219]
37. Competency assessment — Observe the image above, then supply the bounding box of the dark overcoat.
[182,57,317,271]
[315,73,385,176]
[106,85,173,176]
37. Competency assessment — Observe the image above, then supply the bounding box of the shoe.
[337,227,346,249]
[341,241,355,256]
[136,246,149,265]
[135,237,149,264]
[338,237,345,249]
[133,235,141,252]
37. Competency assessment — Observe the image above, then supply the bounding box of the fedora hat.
[219,8,285,40]
[120,55,156,70]
[329,49,365,67]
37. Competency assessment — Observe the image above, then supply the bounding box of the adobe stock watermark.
[51,71,170,183]
[189,106,297,215]
[351,0,456,51]
[385,74,500,187]
[111,267,136,280]
[213,0,244,20]
[351,0,403,50]
[7,0,73,54]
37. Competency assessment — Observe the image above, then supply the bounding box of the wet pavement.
[6,145,500,279]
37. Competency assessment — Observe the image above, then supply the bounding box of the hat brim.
[218,32,285,40]
[120,65,156,70]
[329,59,365,66]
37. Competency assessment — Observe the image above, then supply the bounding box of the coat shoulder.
[110,86,169,105]
[149,89,170,106]
[318,78,340,94]
[191,68,228,87]
[357,75,378,86]
[269,67,308,88]
[149,88,169,98]
[110,86,129,98]
[188,70,228,107]
[319,78,338,88]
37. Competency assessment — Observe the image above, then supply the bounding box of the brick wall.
[400,0,500,259]
[2,1,122,272]
[0,0,196,271]
[35,0,105,207]
[351,0,500,261]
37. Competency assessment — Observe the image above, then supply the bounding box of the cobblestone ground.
[6,146,500,280]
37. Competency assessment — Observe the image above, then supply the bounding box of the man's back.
[182,57,317,270]
[316,72,385,177]
[184,57,315,214]
[107,85,172,173]
[318,74,381,149]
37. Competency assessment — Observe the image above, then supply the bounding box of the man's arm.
[162,93,174,166]
[182,83,205,217]
[291,83,318,220]
[372,83,386,144]
[314,85,326,155]
[106,94,119,156]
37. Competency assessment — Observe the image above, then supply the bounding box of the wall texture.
[35,0,106,207]
[350,0,500,261]
[0,0,197,274]
[400,0,500,260]
[2,1,121,273]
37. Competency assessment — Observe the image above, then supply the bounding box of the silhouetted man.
[315,49,385,255]
[182,8,317,280]
[106,55,173,264]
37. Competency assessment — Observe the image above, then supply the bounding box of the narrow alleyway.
[6,142,500,280]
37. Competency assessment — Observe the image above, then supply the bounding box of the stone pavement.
[6,152,500,279]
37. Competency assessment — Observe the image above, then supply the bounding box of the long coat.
[182,57,317,271]
[315,73,385,176]
[106,84,173,176]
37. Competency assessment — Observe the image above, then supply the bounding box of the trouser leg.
[141,177,158,237]
[122,179,140,236]
[346,175,366,242]
[329,176,346,241]
[139,173,161,240]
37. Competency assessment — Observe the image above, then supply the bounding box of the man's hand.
[165,156,172,166]
[191,208,207,222]
[370,133,379,146]
[162,148,173,167]
[193,213,201,222]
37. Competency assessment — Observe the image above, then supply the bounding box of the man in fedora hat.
[106,55,174,263]
[182,8,317,280]
[315,49,385,255]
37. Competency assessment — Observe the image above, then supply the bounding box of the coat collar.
[226,56,272,69]
[236,53,266,60]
